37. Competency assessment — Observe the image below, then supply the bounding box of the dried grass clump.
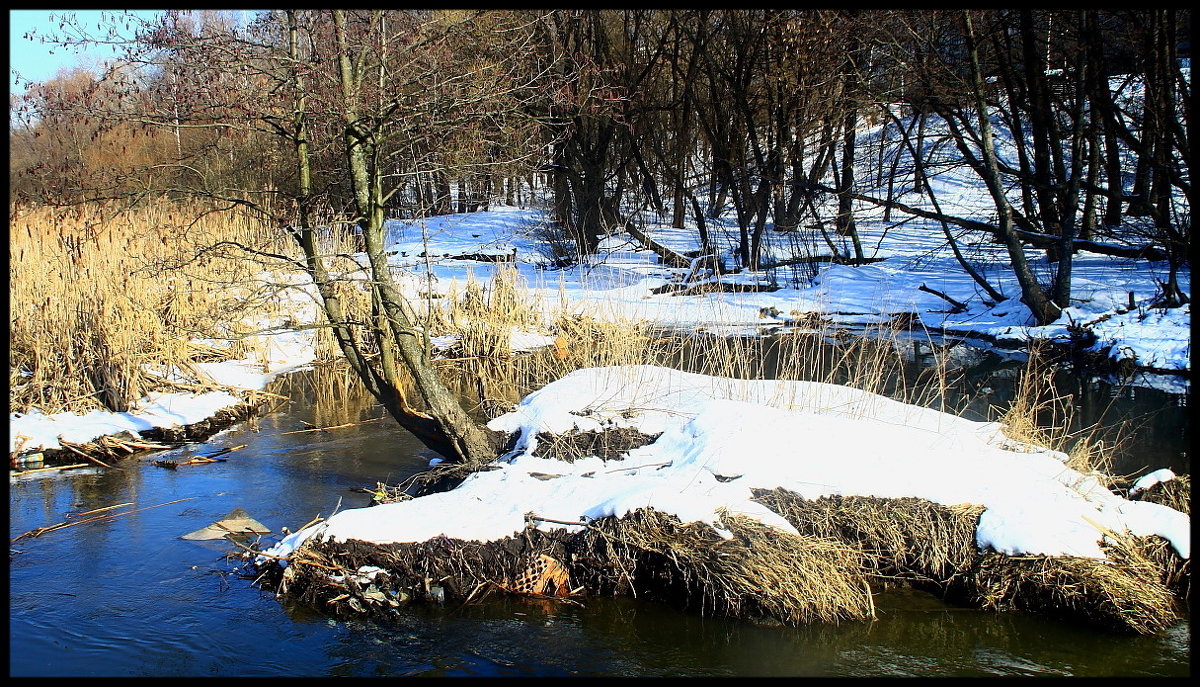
[437,267,547,360]
[263,489,1184,635]
[1125,477,1191,600]
[548,314,668,372]
[571,508,875,625]
[530,427,661,462]
[752,490,985,589]
[750,487,1184,635]
[969,542,1178,636]
[1130,535,1191,601]
[1133,475,1190,515]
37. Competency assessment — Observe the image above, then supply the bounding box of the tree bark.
[331,10,501,466]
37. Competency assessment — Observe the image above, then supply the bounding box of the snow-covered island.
[266,364,1189,560]
[9,170,1190,640]
[236,208,1191,635]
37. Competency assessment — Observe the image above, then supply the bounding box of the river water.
[8,343,1190,677]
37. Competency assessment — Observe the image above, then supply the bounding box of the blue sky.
[9,10,165,94]
[7,10,177,95]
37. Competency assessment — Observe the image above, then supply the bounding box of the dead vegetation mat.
[1134,474,1190,515]
[259,486,1187,635]
[751,489,1185,634]
[530,427,662,462]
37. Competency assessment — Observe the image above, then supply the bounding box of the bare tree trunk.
[960,10,1059,325]
[835,107,865,264]
[331,10,501,466]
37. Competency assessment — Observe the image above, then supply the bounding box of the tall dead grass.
[995,343,1132,490]
[421,268,1128,486]
[9,199,292,414]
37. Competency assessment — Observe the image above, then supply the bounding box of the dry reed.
[9,199,293,415]
[970,542,1178,635]
[576,508,877,625]
[752,490,986,589]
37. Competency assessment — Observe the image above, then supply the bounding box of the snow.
[1129,468,1178,496]
[264,365,1188,564]
[10,156,1189,571]
[380,206,1189,379]
[247,203,1186,567]
[10,390,246,455]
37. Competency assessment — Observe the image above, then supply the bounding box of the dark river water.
[8,343,1191,677]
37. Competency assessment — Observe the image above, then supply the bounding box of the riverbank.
[11,386,1188,676]
[9,206,1190,468]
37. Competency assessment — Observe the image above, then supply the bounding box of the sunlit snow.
[11,203,1189,569]
[265,365,1188,564]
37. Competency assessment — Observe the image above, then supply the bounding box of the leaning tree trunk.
[961,10,1060,326]
[330,9,500,467]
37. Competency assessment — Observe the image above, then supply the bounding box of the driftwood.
[11,498,196,544]
[759,254,886,268]
[277,418,383,436]
[9,462,90,477]
[153,444,247,469]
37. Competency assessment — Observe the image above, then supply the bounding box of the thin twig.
[70,502,134,518]
[10,497,196,543]
[223,536,340,571]
[604,461,672,474]
[276,418,383,436]
[9,462,90,476]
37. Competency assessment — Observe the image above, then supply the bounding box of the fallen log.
[918,283,968,313]
[759,254,886,268]
[651,280,779,297]
[625,224,694,269]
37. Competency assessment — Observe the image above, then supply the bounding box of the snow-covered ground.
[386,205,1190,377]
[11,196,1190,580]
[10,204,1189,457]
[263,207,1189,569]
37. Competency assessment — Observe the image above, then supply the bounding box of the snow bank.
[10,390,245,454]
[263,366,1189,565]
